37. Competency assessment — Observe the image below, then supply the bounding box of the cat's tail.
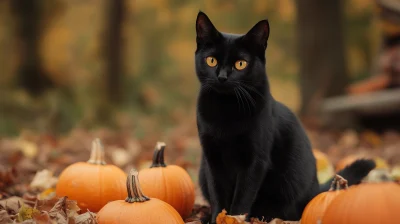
[319,159,376,192]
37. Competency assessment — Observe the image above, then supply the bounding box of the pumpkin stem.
[328,174,349,191]
[87,138,106,165]
[125,169,150,203]
[150,142,167,168]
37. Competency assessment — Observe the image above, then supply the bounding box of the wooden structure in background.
[320,0,400,131]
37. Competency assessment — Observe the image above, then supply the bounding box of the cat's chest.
[201,134,255,171]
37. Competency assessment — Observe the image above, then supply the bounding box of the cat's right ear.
[196,11,220,44]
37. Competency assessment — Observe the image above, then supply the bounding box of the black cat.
[194,11,375,223]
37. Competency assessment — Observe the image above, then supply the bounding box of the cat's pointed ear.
[196,11,220,44]
[243,19,270,49]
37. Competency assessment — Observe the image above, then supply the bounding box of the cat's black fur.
[194,11,376,224]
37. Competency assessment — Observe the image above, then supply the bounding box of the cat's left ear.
[243,19,270,49]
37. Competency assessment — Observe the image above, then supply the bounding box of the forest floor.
[1,127,399,223]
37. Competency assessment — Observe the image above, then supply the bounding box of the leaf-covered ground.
[1,128,399,223]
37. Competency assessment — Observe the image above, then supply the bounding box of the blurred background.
[0,0,400,201]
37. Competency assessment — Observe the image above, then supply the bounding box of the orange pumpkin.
[138,142,195,218]
[321,181,400,223]
[56,138,127,212]
[312,149,335,184]
[97,169,184,224]
[335,154,389,172]
[301,175,348,224]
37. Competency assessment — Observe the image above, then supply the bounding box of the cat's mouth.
[207,82,237,94]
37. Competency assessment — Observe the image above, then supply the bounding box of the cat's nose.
[217,71,228,83]
[218,76,227,83]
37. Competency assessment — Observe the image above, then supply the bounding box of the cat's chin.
[209,83,236,95]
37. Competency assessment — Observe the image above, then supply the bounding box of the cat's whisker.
[235,87,246,114]
[233,88,242,113]
[237,86,254,116]
[239,86,256,109]
[240,83,268,102]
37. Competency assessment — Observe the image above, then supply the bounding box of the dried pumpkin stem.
[328,174,348,191]
[125,169,150,203]
[150,142,167,168]
[87,138,106,165]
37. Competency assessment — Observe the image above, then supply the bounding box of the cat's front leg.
[229,161,268,216]
[201,158,230,223]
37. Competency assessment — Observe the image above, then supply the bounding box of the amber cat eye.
[206,56,218,67]
[235,60,248,70]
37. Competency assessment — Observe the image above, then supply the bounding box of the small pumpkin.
[301,175,348,224]
[139,142,195,218]
[97,169,184,224]
[312,149,335,184]
[321,178,400,223]
[56,138,127,212]
[335,154,389,172]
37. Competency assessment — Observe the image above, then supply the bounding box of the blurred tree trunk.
[295,0,349,121]
[10,0,54,97]
[103,0,125,105]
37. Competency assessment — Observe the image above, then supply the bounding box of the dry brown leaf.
[248,217,267,224]
[110,147,131,167]
[15,139,38,159]
[185,221,202,224]
[267,219,299,224]
[0,196,24,215]
[66,199,81,218]
[48,196,68,224]
[33,211,56,224]
[30,169,58,191]
[36,197,60,212]
[73,211,97,224]
[361,130,382,148]
[216,209,248,224]
[0,210,12,223]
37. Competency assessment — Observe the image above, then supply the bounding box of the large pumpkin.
[321,181,400,223]
[97,169,184,224]
[138,142,195,218]
[335,154,389,172]
[312,149,335,184]
[301,175,348,224]
[56,138,127,212]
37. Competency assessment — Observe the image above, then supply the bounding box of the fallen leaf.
[0,210,12,223]
[267,219,299,224]
[16,139,38,159]
[33,211,55,224]
[66,199,80,218]
[0,196,24,215]
[0,166,17,189]
[36,197,60,212]
[185,221,202,224]
[337,129,359,148]
[48,196,68,224]
[216,209,248,224]
[30,169,58,191]
[391,165,400,181]
[17,204,40,222]
[110,147,131,167]
[360,130,382,148]
[38,188,57,201]
[73,211,97,224]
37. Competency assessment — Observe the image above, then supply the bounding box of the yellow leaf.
[17,204,40,222]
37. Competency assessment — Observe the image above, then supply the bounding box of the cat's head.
[194,11,270,94]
